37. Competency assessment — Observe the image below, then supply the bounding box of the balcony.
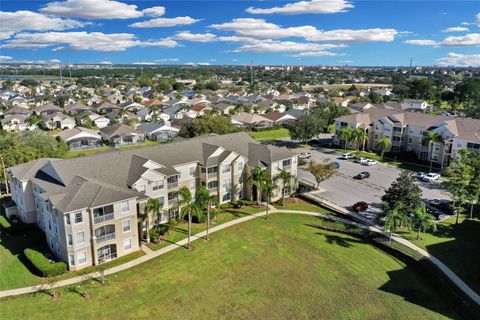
[94,213,114,224]
[167,182,178,189]
[208,187,218,193]
[168,197,178,205]
[98,252,117,262]
[96,232,116,244]
[207,172,217,179]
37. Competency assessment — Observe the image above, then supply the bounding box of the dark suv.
[429,199,454,215]
[352,201,368,212]
[354,172,370,180]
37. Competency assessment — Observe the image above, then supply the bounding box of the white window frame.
[74,211,83,224]
[121,201,129,213]
[123,238,132,252]
[69,254,75,266]
[67,234,73,246]
[77,250,87,265]
[189,166,195,177]
[76,231,85,245]
[237,161,243,171]
[122,219,131,233]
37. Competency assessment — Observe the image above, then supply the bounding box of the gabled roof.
[100,123,143,138]
[57,127,101,142]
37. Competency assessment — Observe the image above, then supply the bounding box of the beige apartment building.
[7,132,298,270]
[333,109,480,168]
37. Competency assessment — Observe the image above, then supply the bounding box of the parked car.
[356,157,368,164]
[364,160,377,166]
[423,201,442,220]
[352,201,368,212]
[422,173,440,182]
[299,152,312,160]
[329,162,341,169]
[416,172,426,180]
[341,153,355,160]
[429,199,454,215]
[354,171,370,180]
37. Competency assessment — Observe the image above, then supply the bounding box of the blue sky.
[0,0,479,66]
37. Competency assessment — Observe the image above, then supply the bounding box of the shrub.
[192,214,207,223]
[158,224,170,235]
[232,201,242,209]
[24,249,67,277]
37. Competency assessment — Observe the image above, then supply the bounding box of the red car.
[352,201,368,212]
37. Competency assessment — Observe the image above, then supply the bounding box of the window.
[67,234,73,246]
[138,185,146,194]
[64,214,70,225]
[408,137,413,144]
[48,220,52,231]
[75,211,83,224]
[77,251,87,265]
[222,164,231,173]
[121,201,129,213]
[189,167,195,177]
[282,159,292,167]
[124,238,132,251]
[76,231,85,244]
[222,192,231,202]
[222,178,231,190]
[122,219,131,232]
[238,191,243,199]
[237,161,243,171]
[69,254,75,266]
[189,181,195,191]
[152,180,164,191]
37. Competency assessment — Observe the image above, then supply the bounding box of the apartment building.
[333,109,480,168]
[7,132,298,270]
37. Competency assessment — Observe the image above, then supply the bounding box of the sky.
[0,0,479,66]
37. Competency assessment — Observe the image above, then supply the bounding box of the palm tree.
[339,127,354,150]
[354,128,368,151]
[423,131,443,173]
[375,137,392,159]
[146,198,163,233]
[247,166,268,206]
[210,107,223,117]
[278,169,292,207]
[412,204,437,240]
[261,177,275,220]
[25,112,44,129]
[148,106,160,122]
[176,187,202,250]
[382,203,410,242]
[194,187,219,241]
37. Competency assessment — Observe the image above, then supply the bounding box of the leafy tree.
[375,137,392,158]
[411,204,437,240]
[172,82,185,91]
[156,79,172,92]
[381,171,422,216]
[81,115,96,129]
[407,78,434,100]
[25,113,45,130]
[454,78,480,118]
[288,114,325,143]
[307,159,337,188]
[205,81,220,91]
[20,78,38,87]
[422,132,443,172]
[178,115,239,138]
[380,202,410,241]
[137,76,153,88]
[247,166,268,206]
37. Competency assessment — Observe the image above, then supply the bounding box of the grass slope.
[1,214,457,319]
[249,128,290,141]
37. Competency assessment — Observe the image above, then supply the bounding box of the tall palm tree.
[176,187,202,250]
[194,187,219,241]
[375,137,392,159]
[382,203,409,242]
[354,128,368,151]
[423,131,443,173]
[146,198,163,233]
[412,204,437,240]
[247,166,268,206]
[339,127,354,150]
[278,169,292,207]
[261,177,275,220]
[148,106,160,122]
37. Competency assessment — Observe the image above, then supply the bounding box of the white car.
[299,152,312,160]
[356,157,368,164]
[364,160,377,166]
[416,172,426,180]
[341,153,355,160]
[422,173,440,182]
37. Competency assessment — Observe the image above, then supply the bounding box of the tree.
[25,112,45,129]
[351,128,368,151]
[382,171,423,216]
[177,187,202,250]
[172,82,185,91]
[178,115,239,138]
[465,151,480,219]
[375,137,392,158]
[137,75,153,88]
[411,204,437,240]
[277,169,292,207]
[81,115,96,129]
[148,106,161,123]
[156,79,172,92]
[205,81,220,91]
[288,114,325,143]
[307,159,337,188]
[339,127,354,150]
[381,202,410,241]
[422,132,443,172]
[261,177,275,220]
[195,187,219,241]
[147,197,164,236]
[247,166,268,206]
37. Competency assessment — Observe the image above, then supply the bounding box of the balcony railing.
[208,187,218,193]
[98,252,117,262]
[94,213,114,224]
[167,182,178,189]
[96,232,116,244]
[168,198,178,205]
[207,172,217,178]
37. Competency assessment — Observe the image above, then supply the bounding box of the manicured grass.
[274,197,339,215]
[249,128,290,141]
[398,215,480,294]
[0,214,457,319]
[63,140,160,159]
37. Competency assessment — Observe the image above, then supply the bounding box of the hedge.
[24,248,67,277]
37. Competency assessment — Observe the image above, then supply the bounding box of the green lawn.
[249,128,290,141]
[274,197,340,216]
[0,214,457,319]
[63,140,160,159]
[398,215,480,295]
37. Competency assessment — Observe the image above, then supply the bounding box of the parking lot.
[294,146,451,221]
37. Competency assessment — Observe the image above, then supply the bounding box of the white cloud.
[154,58,179,62]
[405,39,440,46]
[173,31,217,42]
[142,6,166,17]
[0,55,13,62]
[442,27,469,33]
[442,33,480,46]
[246,0,353,15]
[198,62,211,66]
[40,0,143,19]
[99,61,113,64]
[291,51,338,57]
[49,59,62,63]
[184,62,210,66]
[338,60,353,63]
[210,18,397,42]
[0,10,85,40]
[234,40,345,52]
[437,52,480,66]
[1,31,178,51]
[129,16,200,28]
[133,62,158,65]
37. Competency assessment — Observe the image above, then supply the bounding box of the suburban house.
[7,132,298,270]
[94,102,119,114]
[1,114,36,132]
[262,112,297,126]
[43,113,76,130]
[333,109,480,168]
[231,113,273,129]
[57,127,103,150]
[64,103,91,115]
[87,114,110,128]
[35,104,63,116]
[137,123,179,142]
[99,123,145,147]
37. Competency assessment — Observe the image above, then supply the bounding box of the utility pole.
[250,60,254,94]
[1,156,9,196]
[59,63,63,84]
[408,58,413,79]
[141,64,144,77]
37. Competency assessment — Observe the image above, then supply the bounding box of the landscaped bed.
[0,213,458,319]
